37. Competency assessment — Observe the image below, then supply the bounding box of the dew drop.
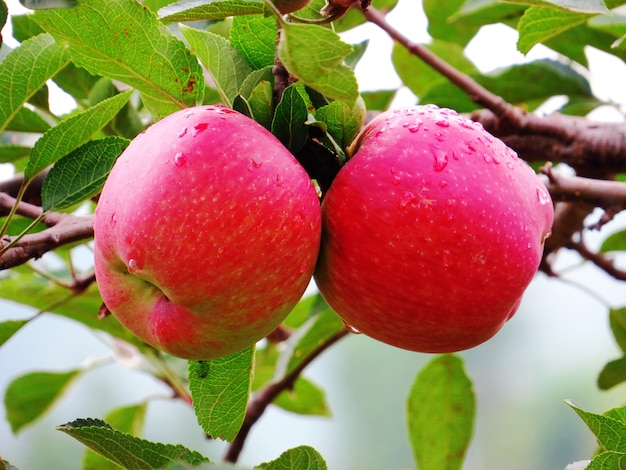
[183,110,194,119]
[390,168,401,186]
[343,322,362,334]
[273,173,282,186]
[446,198,455,207]
[399,191,417,207]
[433,150,449,172]
[109,213,117,227]
[177,127,188,138]
[442,249,454,268]
[536,186,551,205]
[247,156,263,171]
[439,180,448,189]
[507,162,515,170]
[192,122,209,136]
[174,152,187,167]
[128,259,139,274]
[375,125,388,137]
[435,119,450,128]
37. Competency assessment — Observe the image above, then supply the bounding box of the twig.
[541,166,626,208]
[223,328,350,463]
[567,238,626,282]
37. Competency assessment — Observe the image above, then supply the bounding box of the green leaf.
[361,89,397,111]
[407,354,475,470]
[610,308,626,354]
[5,369,81,433]
[256,446,327,470]
[0,266,143,347]
[600,229,626,252]
[423,0,481,45]
[315,97,365,149]
[0,319,30,347]
[158,0,266,22]
[271,82,311,153]
[586,451,626,469]
[230,14,278,70]
[6,106,51,133]
[41,136,129,212]
[517,6,594,54]
[274,377,330,417]
[20,0,78,9]
[246,79,275,130]
[0,33,70,134]
[502,0,607,13]
[180,24,252,107]
[11,13,45,42]
[392,39,478,99]
[188,346,254,441]
[598,356,626,390]
[566,400,626,452]
[0,0,6,46]
[278,22,358,103]
[83,403,148,470]
[57,418,211,469]
[33,0,204,119]
[24,90,132,181]
[0,144,31,163]
[330,0,398,33]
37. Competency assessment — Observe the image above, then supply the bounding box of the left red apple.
[93,106,322,360]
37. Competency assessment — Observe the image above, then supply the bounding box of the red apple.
[94,106,321,360]
[315,105,554,353]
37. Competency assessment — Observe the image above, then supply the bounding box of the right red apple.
[314,105,554,353]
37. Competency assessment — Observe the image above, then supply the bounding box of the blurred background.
[2,1,626,469]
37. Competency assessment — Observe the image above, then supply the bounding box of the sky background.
[2,1,626,469]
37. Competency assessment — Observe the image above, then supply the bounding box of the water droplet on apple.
[343,321,362,334]
[433,150,449,172]
[446,198,455,207]
[273,173,282,186]
[399,191,417,207]
[506,162,515,170]
[536,186,551,205]
[192,122,208,136]
[247,156,263,171]
[128,259,139,274]
[442,249,454,268]
[435,119,449,128]
[109,213,117,227]
[390,168,401,185]
[177,127,187,138]
[184,110,194,118]
[174,152,187,167]
[375,125,388,137]
[439,180,448,189]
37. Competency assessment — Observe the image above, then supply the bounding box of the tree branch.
[223,328,350,463]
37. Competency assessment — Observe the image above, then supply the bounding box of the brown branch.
[0,213,94,270]
[223,328,350,463]
[541,166,626,207]
[567,238,626,282]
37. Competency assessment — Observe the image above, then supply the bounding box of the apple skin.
[314,105,554,353]
[94,106,321,360]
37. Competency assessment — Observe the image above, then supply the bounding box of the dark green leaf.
[246,80,275,130]
[315,97,365,149]
[423,0,480,45]
[159,0,265,22]
[566,400,626,452]
[41,136,129,212]
[180,24,251,107]
[83,403,148,470]
[517,6,593,54]
[361,89,397,111]
[256,446,327,470]
[586,451,626,469]
[57,418,211,469]
[0,144,32,163]
[25,90,132,181]
[11,13,45,43]
[5,369,81,433]
[598,356,626,390]
[0,33,70,134]
[33,0,204,119]
[502,0,607,12]
[558,96,604,116]
[331,0,398,33]
[274,377,330,417]
[278,22,358,103]
[600,229,626,252]
[0,319,30,347]
[271,82,311,153]
[606,404,626,425]
[230,14,277,70]
[0,0,7,47]
[450,0,525,26]
[5,106,51,133]
[407,354,475,470]
[188,346,254,441]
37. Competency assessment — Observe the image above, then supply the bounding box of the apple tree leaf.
[0,144,32,163]
[407,354,475,470]
[0,319,30,347]
[180,24,252,107]
[609,307,626,354]
[600,229,626,252]
[256,446,328,470]
[41,136,129,212]
[32,0,204,119]
[423,0,480,46]
[278,22,358,104]
[0,33,70,134]
[0,266,143,346]
[273,377,330,417]
[57,418,211,468]
[24,90,132,181]
[566,400,626,452]
[230,14,277,70]
[271,82,311,154]
[598,357,626,390]
[82,403,148,470]
[5,369,82,433]
[6,107,51,133]
[585,451,626,469]
[517,6,594,54]
[158,0,266,22]
[19,0,78,9]
[315,97,365,150]
[188,346,254,441]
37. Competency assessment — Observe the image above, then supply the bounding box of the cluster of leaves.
[1,0,626,469]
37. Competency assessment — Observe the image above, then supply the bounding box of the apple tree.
[1,0,626,469]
